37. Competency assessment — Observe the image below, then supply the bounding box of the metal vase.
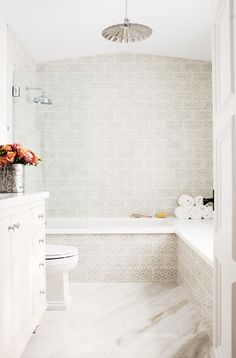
[0,164,25,193]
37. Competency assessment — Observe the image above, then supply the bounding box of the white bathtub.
[46,216,214,266]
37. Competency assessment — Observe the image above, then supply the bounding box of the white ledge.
[46,217,213,266]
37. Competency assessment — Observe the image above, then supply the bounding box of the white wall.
[37,53,213,218]
[0,20,8,144]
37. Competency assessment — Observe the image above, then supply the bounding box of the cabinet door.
[0,217,12,358]
[11,211,33,340]
[33,229,46,323]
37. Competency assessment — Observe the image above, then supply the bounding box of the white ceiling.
[0,0,212,62]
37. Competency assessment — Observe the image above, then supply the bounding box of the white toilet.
[46,244,78,310]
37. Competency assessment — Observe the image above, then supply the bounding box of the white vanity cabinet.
[0,217,12,358]
[0,192,49,358]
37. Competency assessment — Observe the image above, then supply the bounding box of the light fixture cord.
[125,0,128,20]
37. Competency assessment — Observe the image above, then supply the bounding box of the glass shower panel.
[13,71,43,193]
[13,71,89,223]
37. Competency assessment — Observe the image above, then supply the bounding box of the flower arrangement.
[0,144,41,166]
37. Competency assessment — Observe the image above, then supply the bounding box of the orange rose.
[0,156,8,164]
[28,150,39,165]
[17,146,27,158]
[6,151,16,163]
[1,144,12,151]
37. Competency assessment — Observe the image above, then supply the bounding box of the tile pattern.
[47,233,178,282]
[21,283,212,358]
[178,238,213,339]
[36,53,213,218]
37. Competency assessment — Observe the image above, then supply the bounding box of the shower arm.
[25,86,44,92]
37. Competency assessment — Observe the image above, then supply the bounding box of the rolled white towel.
[174,206,191,220]
[178,194,194,208]
[189,206,203,220]
[194,195,204,208]
[202,205,213,220]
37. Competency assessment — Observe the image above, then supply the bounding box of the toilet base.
[46,271,72,311]
[47,297,71,311]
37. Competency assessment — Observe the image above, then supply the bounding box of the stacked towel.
[202,205,213,219]
[174,206,191,220]
[178,194,194,208]
[194,195,204,208]
[190,206,203,220]
[174,194,213,220]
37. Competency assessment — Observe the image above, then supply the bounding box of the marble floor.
[21,283,212,358]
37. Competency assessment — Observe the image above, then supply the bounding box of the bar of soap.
[155,211,167,218]
[131,213,152,218]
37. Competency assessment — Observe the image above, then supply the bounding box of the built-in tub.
[46,217,213,266]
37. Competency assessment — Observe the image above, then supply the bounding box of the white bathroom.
[0,0,234,357]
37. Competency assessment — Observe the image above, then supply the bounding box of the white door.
[213,0,236,356]
[0,217,12,357]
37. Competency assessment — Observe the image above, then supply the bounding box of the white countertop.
[0,192,49,210]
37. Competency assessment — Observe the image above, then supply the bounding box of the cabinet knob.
[38,213,44,219]
[39,262,45,268]
[8,225,15,231]
[13,222,20,230]
[39,238,45,243]
[40,290,45,295]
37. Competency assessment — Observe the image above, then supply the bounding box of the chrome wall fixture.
[25,86,52,105]
[102,0,152,43]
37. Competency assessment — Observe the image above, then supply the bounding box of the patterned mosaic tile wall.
[8,29,43,191]
[37,54,213,218]
[178,238,213,338]
[47,233,178,282]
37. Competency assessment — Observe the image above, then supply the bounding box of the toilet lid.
[46,244,78,259]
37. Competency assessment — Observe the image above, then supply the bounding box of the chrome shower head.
[25,86,52,105]
[33,91,52,105]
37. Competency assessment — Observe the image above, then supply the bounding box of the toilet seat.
[46,244,78,260]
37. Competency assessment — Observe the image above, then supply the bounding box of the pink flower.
[0,143,40,166]
[23,151,34,163]
[12,143,21,151]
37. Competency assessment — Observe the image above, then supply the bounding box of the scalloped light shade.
[102,20,152,43]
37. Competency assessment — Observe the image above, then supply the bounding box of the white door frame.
[213,0,236,356]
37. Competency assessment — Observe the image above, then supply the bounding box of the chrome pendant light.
[102,0,152,43]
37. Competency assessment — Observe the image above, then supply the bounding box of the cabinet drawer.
[32,205,45,229]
